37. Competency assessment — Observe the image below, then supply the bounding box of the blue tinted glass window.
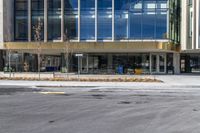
[129,0,143,39]
[15,0,28,41]
[114,0,129,40]
[156,0,167,39]
[48,0,61,40]
[114,0,168,40]
[97,0,112,40]
[142,0,156,39]
[64,0,78,40]
[80,0,95,40]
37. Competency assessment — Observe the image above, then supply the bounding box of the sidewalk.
[0,72,200,88]
[0,72,155,79]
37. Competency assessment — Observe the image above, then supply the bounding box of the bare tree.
[33,18,43,80]
[63,29,73,79]
[4,33,12,78]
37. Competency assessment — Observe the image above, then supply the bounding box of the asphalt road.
[0,85,200,133]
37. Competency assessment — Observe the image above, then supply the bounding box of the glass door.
[150,53,166,74]
[159,54,165,73]
[151,54,157,73]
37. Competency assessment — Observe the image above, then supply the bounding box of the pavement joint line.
[38,92,66,95]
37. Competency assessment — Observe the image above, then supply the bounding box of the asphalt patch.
[135,101,149,104]
[0,86,41,95]
[118,101,132,104]
[48,120,55,123]
[91,94,107,99]
[55,93,74,96]
[193,109,198,112]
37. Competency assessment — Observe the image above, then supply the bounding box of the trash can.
[117,65,123,74]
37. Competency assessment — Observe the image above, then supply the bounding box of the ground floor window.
[181,54,200,73]
[72,53,171,74]
[2,52,174,74]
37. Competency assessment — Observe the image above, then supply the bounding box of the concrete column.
[181,0,188,50]
[192,0,196,49]
[78,0,80,42]
[44,0,48,42]
[173,53,180,74]
[107,54,113,73]
[28,0,31,42]
[86,54,89,73]
[61,0,64,42]
[149,53,152,73]
[2,0,15,43]
[196,0,200,49]
[112,0,114,41]
[0,0,3,47]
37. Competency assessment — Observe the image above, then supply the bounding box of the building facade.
[180,0,200,73]
[0,0,182,74]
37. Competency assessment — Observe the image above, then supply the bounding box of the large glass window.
[80,0,95,40]
[114,0,168,40]
[142,0,156,39]
[114,0,129,40]
[64,0,78,40]
[129,0,143,39]
[97,0,112,40]
[48,0,61,40]
[15,0,28,41]
[31,0,44,41]
[156,0,167,39]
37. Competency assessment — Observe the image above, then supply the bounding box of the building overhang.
[3,41,175,55]
[181,49,200,54]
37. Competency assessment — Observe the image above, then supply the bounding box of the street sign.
[75,54,83,57]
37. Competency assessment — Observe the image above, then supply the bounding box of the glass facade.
[97,0,112,40]
[114,0,129,40]
[169,0,181,45]
[48,0,61,40]
[80,0,95,40]
[115,0,168,40]
[64,0,78,39]
[14,0,168,41]
[31,0,44,40]
[15,0,28,41]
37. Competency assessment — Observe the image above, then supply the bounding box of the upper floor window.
[15,0,28,41]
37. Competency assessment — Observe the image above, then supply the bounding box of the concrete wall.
[181,0,189,50]
[181,0,200,51]
[3,0,14,42]
[0,0,3,49]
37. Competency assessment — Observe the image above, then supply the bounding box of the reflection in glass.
[114,0,167,40]
[80,0,95,40]
[97,0,112,40]
[15,0,28,40]
[159,55,165,72]
[142,1,156,39]
[114,0,129,40]
[64,0,78,39]
[31,0,44,40]
[48,0,61,40]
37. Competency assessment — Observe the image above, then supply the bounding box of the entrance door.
[150,53,166,74]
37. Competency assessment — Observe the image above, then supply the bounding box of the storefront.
[73,53,173,74]
[4,52,61,72]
